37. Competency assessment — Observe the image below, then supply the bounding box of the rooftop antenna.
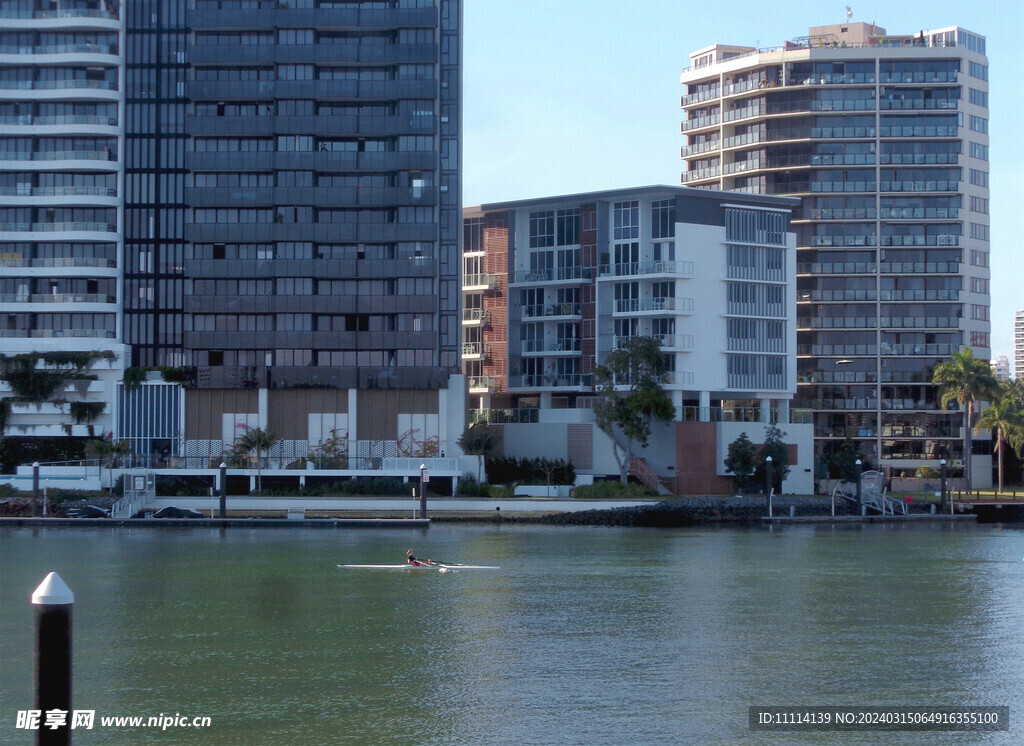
[845,5,853,21]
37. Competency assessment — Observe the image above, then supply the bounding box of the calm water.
[0,523,1021,745]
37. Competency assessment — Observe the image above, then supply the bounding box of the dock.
[762,514,977,525]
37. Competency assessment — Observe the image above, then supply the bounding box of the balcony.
[462,272,497,291]
[0,43,118,56]
[509,374,592,390]
[681,166,720,182]
[0,115,117,127]
[598,260,693,278]
[607,334,693,351]
[680,115,720,132]
[0,257,116,269]
[0,293,115,304]
[0,222,117,233]
[0,80,118,92]
[521,339,582,355]
[521,303,581,319]
[681,140,720,157]
[461,308,487,324]
[462,341,487,359]
[0,9,119,20]
[467,376,497,393]
[470,408,539,424]
[0,329,115,339]
[511,266,593,284]
[0,186,116,198]
[614,297,693,314]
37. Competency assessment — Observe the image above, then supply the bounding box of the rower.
[406,549,431,566]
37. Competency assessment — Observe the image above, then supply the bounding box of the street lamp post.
[940,459,948,514]
[219,462,227,518]
[855,459,862,514]
[419,463,428,519]
[765,456,773,516]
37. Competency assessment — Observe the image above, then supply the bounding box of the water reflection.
[1,524,1021,744]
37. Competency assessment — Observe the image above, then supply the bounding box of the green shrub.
[486,456,575,485]
[572,481,657,500]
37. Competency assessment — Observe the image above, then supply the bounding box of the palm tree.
[457,422,500,483]
[236,426,279,493]
[86,432,132,493]
[932,348,999,491]
[975,382,1024,493]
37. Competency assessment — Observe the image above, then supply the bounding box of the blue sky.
[463,0,1024,370]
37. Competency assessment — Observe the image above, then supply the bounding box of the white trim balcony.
[462,272,497,291]
[613,297,694,314]
[467,376,496,393]
[598,260,694,278]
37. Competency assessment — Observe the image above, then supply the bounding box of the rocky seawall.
[437,496,862,527]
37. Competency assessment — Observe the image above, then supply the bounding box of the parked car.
[152,506,203,519]
[73,505,110,518]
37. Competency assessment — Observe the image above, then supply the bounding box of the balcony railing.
[0,329,115,338]
[681,140,719,157]
[462,307,486,323]
[0,80,117,91]
[681,115,720,132]
[0,293,114,304]
[0,115,117,126]
[467,376,496,392]
[607,334,693,350]
[679,406,813,424]
[0,151,116,162]
[521,303,581,318]
[470,408,540,424]
[598,260,693,278]
[0,43,118,55]
[509,374,592,389]
[0,186,116,197]
[0,9,119,19]
[512,266,593,283]
[614,297,694,314]
[0,257,115,268]
[681,166,720,182]
[462,341,487,357]
[0,222,117,232]
[462,272,496,289]
[521,339,582,354]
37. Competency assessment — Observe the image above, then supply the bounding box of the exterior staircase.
[628,458,673,496]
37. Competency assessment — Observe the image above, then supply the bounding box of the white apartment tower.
[1015,310,1024,380]
[1,0,129,447]
[680,22,991,477]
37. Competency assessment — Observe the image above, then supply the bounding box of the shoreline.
[4,494,1019,527]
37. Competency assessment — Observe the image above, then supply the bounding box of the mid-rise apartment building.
[2,0,465,477]
[680,22,992,480]
[990,355,1009,383]
[463,186,814,494]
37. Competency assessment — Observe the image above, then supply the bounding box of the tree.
[753,424,791,493]
[86,432,132,494]
[932,348,999,491]
[457,422,501,482]
[724,432,758,494]
[235,425,279,493]
[975,381,1024,493]
[824,438,871,482]
[593,337,676,483]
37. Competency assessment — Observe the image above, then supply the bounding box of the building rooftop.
[471,185,799,213]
